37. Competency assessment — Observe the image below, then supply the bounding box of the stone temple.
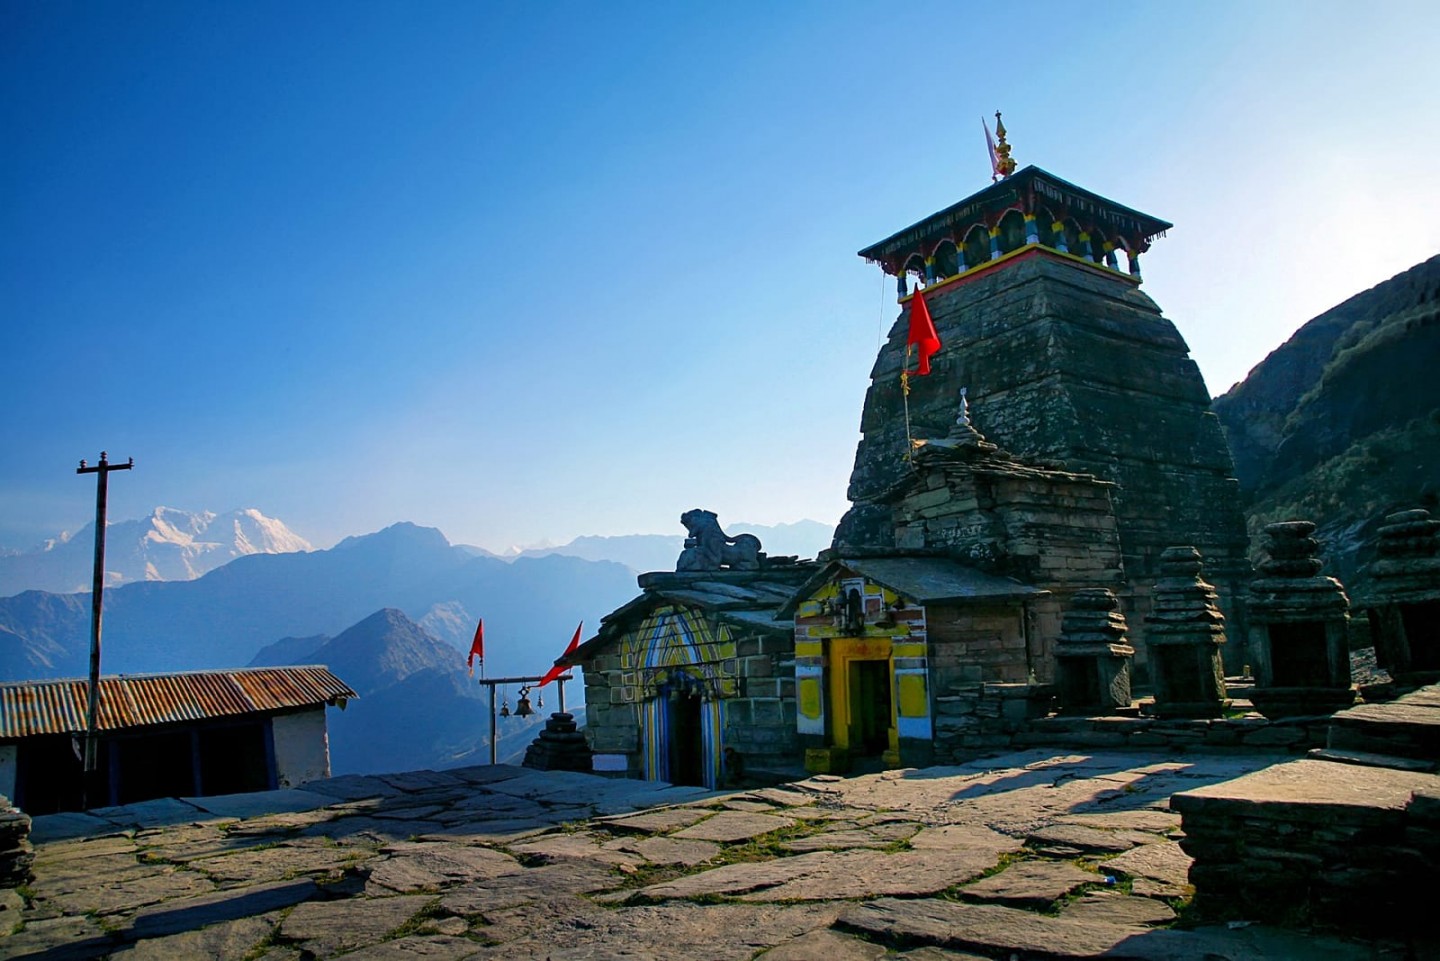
[837,156,1251,665]
[570,128,1255,784]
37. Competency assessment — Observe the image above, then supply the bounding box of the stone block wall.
[1173,759,1440,938]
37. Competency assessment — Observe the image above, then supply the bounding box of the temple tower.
[837,130,1250,664]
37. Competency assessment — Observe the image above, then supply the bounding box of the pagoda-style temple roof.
[857,165,1172,278]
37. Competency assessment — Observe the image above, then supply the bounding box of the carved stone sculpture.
[1144,546,1228,718]
[676,510,762,572]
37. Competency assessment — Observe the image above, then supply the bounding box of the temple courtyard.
[2,749,1427,960]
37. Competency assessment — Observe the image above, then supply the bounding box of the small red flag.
[907,287,941,376]
[538,621,582,687]
[467,618,484,677]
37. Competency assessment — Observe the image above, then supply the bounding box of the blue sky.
[3,2,1437,552]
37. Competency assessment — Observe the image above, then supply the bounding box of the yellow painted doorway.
[827,637,899,767]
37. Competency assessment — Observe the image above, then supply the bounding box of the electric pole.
[76,451,132,808]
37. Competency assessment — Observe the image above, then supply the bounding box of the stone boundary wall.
[933,683,1329,762]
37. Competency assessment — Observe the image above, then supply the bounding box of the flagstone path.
[1,749,1414,959]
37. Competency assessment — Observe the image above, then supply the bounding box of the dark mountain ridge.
[1214,254,1440,586]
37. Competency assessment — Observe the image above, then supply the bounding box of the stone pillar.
[1360,508,1440,688]
[989,226,1002,260]
[1051,221,1068,253]
[1247,521,1356,719]
[1144,546,1228,718]
[924,257,936,283]
[1024,213,1040,245]
[1129,250,1142,280]
[1104,243,1119,270]
[1054,589,1135,715]
[1077,231,1093,261]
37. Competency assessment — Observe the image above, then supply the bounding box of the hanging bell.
[499,693,511,718]
[536,691,544,710]
[514,686,534,718]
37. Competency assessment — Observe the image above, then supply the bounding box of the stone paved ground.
[1,750,1420,960]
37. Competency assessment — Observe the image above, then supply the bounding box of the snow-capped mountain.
[0,507,311,597]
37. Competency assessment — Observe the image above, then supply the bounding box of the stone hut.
[562,541,814,789]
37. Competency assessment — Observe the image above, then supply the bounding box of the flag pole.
[902,345,915,464]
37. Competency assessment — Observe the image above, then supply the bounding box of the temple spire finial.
[993,111,1017,179]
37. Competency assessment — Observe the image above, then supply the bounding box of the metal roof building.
[0,666,357,815]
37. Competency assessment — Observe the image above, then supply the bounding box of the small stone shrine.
[1053,589,1134,715]
[1247,521,1356,718]
[1360,508,1440,689]
[0,795,32,888]
[1144,546,1229,718]
[522,712,593,773]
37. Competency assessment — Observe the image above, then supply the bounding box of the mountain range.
[0,521,638,683]
[0,507,310,597]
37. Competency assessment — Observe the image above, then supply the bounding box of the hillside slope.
[1214,255,1440,584]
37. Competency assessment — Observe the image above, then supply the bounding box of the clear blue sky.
[3,1,1437,552]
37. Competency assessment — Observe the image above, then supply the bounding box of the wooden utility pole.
[76,451,132,808]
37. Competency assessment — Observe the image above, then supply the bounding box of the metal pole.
[558,677,566,714]
[76,452,131,809]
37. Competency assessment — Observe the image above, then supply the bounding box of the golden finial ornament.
[994,111,1017,178]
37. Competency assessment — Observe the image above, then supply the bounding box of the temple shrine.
[569,119,1255,782]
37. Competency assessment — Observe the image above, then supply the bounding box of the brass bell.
[499,695,511,718]
[514,686,535,718]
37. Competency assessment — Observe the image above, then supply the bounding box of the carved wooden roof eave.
[857,165,1172,274]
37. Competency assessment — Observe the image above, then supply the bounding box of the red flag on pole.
[538,621,582,687]
[467,618,484,676]
[907,287,941,376]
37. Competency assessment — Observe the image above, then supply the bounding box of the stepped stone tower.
[836,130,1250,661]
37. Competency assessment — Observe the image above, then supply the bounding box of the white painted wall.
[0,745,15,801]
[271,708,331,788]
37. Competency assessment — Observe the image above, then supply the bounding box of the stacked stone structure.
[890,399,1124,677]
[522,712,593,773]
[1360,508,1440,689]
[1053,589,1134,715]
[1247,521,1356,719]
[1144,546,1228,718]
[840,168,1251,665]
[0,795,32,888]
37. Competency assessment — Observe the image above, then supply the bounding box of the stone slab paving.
[669,810,796,842]
[956,858,1099,907]
[4,752,1423,959]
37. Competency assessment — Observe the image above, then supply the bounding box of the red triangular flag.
[467,618,484,677]
[907,287,941,376]
[538,621,582,687]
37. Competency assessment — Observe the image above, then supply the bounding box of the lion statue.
[676,509,763,572]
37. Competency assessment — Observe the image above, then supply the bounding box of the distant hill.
[0,521,637,683]
[250,607,555,775]
[499,519,832,573]
[0,507,310,597]
[1214,254,1440,585]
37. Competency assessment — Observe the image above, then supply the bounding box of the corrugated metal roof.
[0,666,357,739]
